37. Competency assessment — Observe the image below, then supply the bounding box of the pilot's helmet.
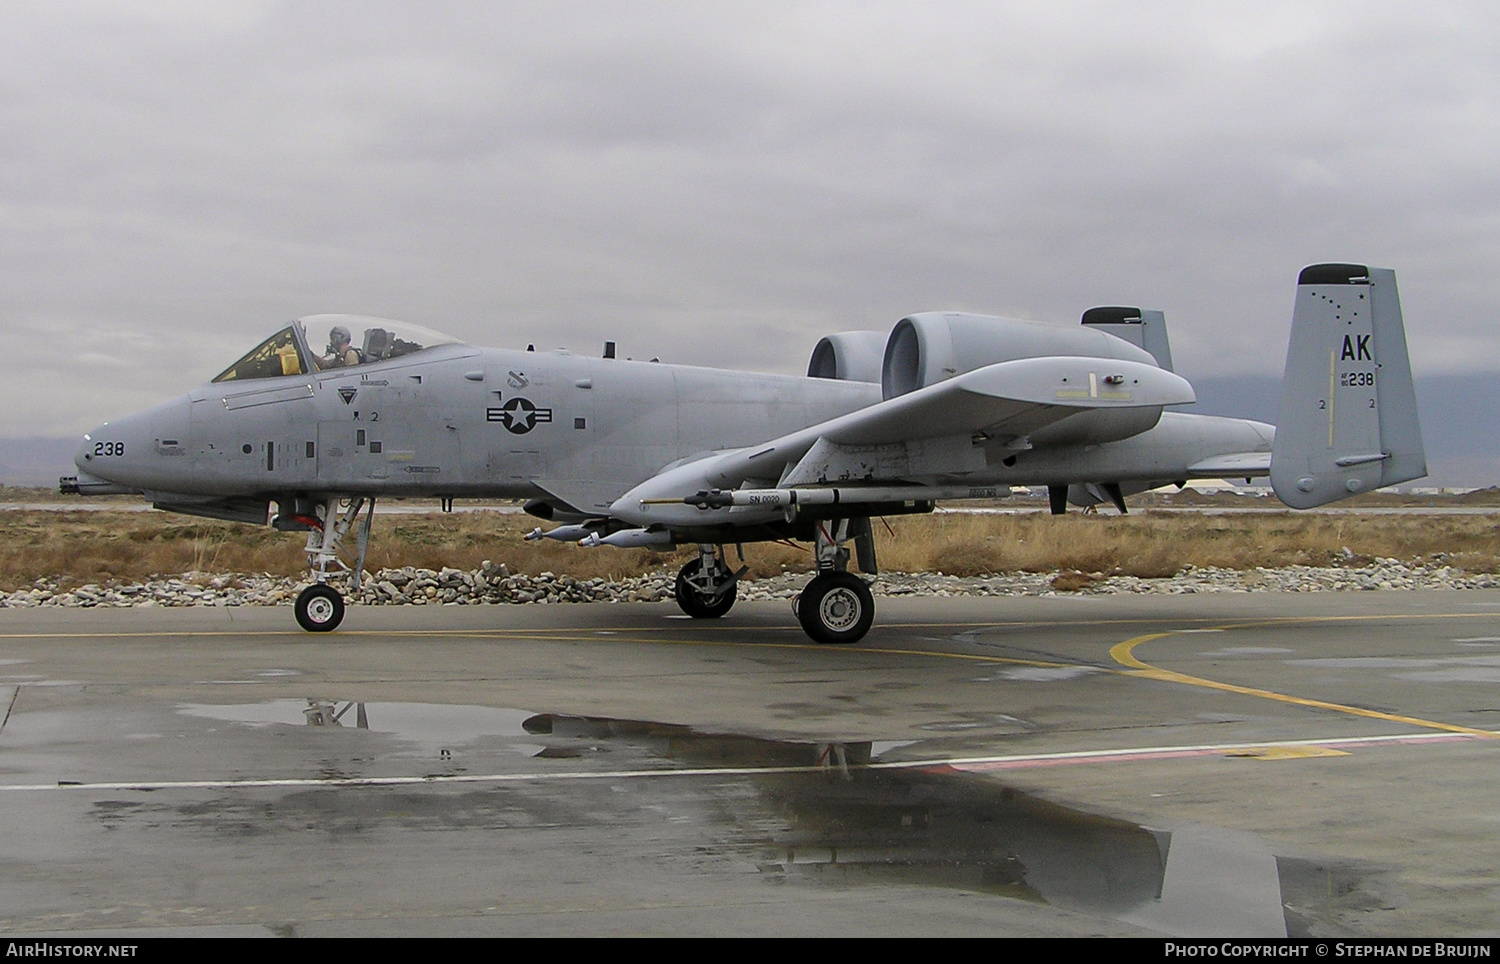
[330,325,351,347]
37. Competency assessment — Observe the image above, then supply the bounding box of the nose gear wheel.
[295,584,345,632]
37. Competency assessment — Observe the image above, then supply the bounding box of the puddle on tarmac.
[160,699,1393,935]
[533,712,1397,935]
[178,700,537,753]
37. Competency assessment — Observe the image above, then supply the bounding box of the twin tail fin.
[1270,263,1426,508]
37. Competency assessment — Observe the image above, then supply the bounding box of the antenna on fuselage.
[604,341,615,359]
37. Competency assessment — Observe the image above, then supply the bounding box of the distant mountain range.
[6,373,1495,490]
[0,437,81,488]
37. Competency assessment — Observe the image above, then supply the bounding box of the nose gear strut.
[288,496,374,632]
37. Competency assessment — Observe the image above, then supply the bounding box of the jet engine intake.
[881,312,1159,400]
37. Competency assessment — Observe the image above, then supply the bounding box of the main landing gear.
[672,519,879,646]
[283,496,375,633]
[796,571,873,645]
[793,517,875,645]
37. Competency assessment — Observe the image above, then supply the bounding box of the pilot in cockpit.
[317,325,361,370]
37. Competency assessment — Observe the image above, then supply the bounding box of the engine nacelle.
[880,312,1159,400]
[808,331,888,383]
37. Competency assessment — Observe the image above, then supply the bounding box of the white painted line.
[0,729,1484,793]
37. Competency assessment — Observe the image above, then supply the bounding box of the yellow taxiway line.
[1110,624,1500,739]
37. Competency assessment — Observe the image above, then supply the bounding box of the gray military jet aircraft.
[61,263,1424,642]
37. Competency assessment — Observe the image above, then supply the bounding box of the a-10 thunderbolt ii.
[61,263,1425,642]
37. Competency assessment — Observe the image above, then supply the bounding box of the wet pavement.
[1,591,1498,936]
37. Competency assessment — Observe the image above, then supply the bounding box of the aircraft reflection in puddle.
[179,698,538,754]
[173,700,1389,935]
[524,713,1172,917]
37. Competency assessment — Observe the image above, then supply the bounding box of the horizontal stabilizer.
[1186,452,1272,477]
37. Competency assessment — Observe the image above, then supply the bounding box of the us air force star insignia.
[338,386,357,405]
[499,396,552,434]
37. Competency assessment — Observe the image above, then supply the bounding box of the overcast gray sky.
[4,1,1497,438]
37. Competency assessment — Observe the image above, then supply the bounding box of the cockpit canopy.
[212,315,463,383]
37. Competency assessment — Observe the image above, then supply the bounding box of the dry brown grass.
[878,511,1500,578]
[0,506,1496,591]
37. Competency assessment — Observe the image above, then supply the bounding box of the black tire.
[796,572,874,644]
[674,559,737,619]
[295,584,345,632]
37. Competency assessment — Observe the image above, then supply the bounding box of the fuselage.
[76,344,878,509]
[76,338,1272,516]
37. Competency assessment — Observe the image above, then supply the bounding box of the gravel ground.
[4,555,1495,609]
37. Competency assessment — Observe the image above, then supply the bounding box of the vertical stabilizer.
[1082,306,1175,372]
[1270,264,1426,508]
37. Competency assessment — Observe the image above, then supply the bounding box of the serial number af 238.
[62,264,1426,643]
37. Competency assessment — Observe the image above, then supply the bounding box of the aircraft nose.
[73,432,95,473]
[65,410,169,496]
[74,407,155,482]
[68,394,197,495]
[76,421,129,477]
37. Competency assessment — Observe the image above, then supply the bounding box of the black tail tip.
[1299,263,1370,285]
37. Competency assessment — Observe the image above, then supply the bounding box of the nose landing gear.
[295,583,345,632]
[282,496,375,633]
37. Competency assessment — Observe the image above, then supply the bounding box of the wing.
[611,355,1194,528]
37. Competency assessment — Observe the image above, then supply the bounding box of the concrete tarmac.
[2,590,1500,937]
